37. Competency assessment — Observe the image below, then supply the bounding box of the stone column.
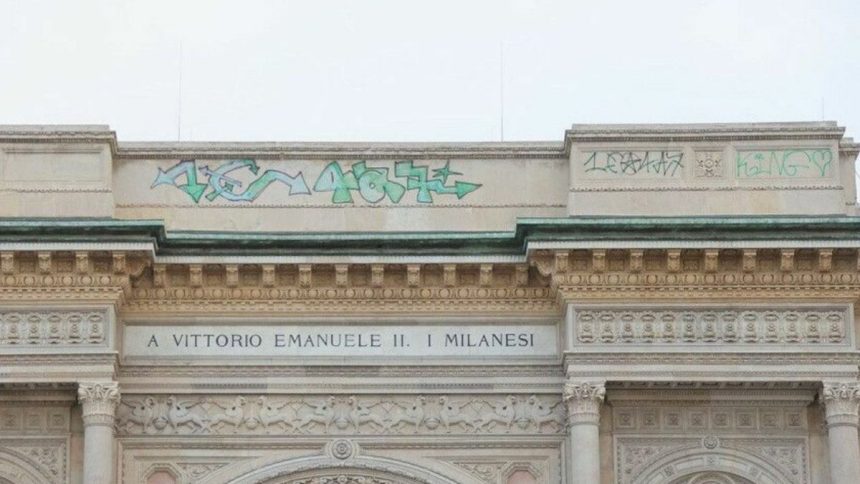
[563,380,606,484]
[822,381,860,484]
[78,382,120,484]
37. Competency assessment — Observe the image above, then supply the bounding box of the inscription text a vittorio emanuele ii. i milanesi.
[126,325,557,358]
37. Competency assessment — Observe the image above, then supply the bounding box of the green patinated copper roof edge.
[1,216,860,256]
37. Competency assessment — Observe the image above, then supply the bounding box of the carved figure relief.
[117,394,564,436]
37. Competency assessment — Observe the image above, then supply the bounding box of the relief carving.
[616,436,808,484]
[117,394,565,436]
[0,438,67,484]
[0,309,108,346]
[575,308,848,346]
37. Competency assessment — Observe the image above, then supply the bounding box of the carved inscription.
[583,151,684,178]
[736,149,833,178]
[574,308,848,346]
[123,324,557,359]
[116,394,565,435]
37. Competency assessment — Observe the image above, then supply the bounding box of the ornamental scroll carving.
[616,436,809,484]
[78,382,120,427]
[562,381,605,425]
[0,438,68,484]
[821,381,860,428]
[0,309,107,346]
[116,394,565,436]
[574,308,849,346]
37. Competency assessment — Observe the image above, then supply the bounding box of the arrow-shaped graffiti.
[151,160,209,203]
[152,159,480,205]
[201,159,310,202]
[152,159,310,204]
[394,160,481,203]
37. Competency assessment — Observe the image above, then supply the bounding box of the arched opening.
[222,454,472,484]
[0,449,58,484]
[631,447,797,484]
[670,472,755,484]
[254,466,430,484]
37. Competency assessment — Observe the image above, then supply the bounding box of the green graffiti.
[315,160,480,204]
[152,159,310,203]
[314,161,406,204]
[151,160,209,203]
[736,149,833,178]
[154,159,481,204]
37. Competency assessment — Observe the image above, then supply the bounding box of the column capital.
[563,380,606,425]
[822,381,860,429]
[78,381,120,428]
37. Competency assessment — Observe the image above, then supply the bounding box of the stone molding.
[616,436,808,484]
[116,394,565,436]
[0,308,109,347]
[3,247,860,317]
[0,437,68,484]
[821,381,860,428]
[572,306,851,348]
[78,382,120,428]
[562,380,605,425]
[611,403,808,435]
[0,250,148,305]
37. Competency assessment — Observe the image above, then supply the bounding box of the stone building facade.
[0,122,858,484]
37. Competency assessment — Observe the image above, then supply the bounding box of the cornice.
[118,364,564,379]
[9,216,860,257]
[115,141,566,160]
[0,124,117,144]
[563,121,845,152]
[840,137,860,156]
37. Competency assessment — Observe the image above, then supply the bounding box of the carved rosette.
[78,382,120,428]
[822,381,860,428]
[562,380,605,425]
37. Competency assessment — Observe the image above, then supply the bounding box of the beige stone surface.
[0,122,857,483]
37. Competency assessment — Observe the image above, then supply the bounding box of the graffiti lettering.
[314,160,480,204]
[583,151,684,178]
[152,159,481,204]
[152,159,310,204]
[314,161,406,204]
[736,149,833,178]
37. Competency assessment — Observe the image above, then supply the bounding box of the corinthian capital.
[563,380,605,425]
[78,382,120,428]
[822,381,860,428]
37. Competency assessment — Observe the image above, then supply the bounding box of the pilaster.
[821,381,860,484]
[563,380,605,484]
[78,381,120,484]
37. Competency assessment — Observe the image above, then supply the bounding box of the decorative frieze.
[116,394,565,436]
[0,309,108,346]
[573,307,850,347]
[0,406,70,434]
[612,405,807,434]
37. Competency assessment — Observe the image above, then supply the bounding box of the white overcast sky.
[0,0,858,142]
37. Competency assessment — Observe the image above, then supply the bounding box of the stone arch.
[669,472,754,484]
[223,454,470,484]
[632,447,796,484]
[0,448,57,484]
